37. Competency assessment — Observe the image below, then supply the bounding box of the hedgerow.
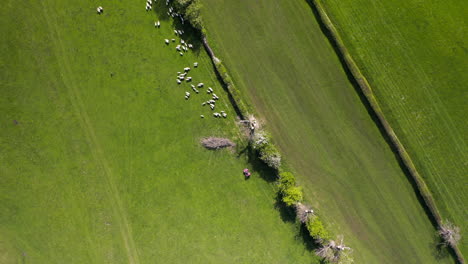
[306,215,330,241]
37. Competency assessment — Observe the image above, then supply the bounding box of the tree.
[315,236,353,263]
[295,202,313,224]
[438,220,461,248]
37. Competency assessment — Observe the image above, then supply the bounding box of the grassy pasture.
[201,0,455,263]
[320,0,467,255]
[0,0,318,263]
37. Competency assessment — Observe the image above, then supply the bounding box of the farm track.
[40,3,140,263]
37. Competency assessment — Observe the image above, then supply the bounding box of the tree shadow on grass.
[431,236,453,262]
[274,192,296,223]
[240,145,277,183]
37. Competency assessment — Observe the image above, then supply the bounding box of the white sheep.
[194,62,198,67]
[184,67,190,72]
[165,39,169,44]
[186,77,192,82]
[177,79,181,84]
[222,113,227,118]
[179,52,184,56]
[188,44,193,49]
[200,115,204,118]
[197,83,204,88]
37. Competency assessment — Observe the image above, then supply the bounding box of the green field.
[201,0,455,263]
[320,0,467,255]
[0,0,319,263]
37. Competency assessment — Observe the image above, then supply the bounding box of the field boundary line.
[307,0,464,262]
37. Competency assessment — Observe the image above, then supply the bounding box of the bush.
[278,172,296,192]
[295,203,313,224]
[306,215,330,241]
[281,186,302,206]
[438,220,461,247]
[259,143,281,169]
[174,0,205,33]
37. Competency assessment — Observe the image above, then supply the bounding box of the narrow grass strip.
[308,0,464,262]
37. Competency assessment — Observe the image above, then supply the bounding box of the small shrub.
[306,215,330,241]
[438,220,461,247]
[278,172,296,192]
[201,137,235,150]
[281,186,302,206]
[295,203,313,224]
[252,130,270,150]
[259,143,281,169]
[315,235,353,263]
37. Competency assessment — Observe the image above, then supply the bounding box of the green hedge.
[306,215,330,241]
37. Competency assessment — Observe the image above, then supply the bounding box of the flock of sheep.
[172,58,227,119]
[97,0,227,119]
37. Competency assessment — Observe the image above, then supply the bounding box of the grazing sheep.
[185,92,190,96]
[186,77,192,82]
[188,44,193,49]
[202,102,206,106]
[210,104,215,110]
[194,62,198,67]
[177,79,181,84]
[97,7,103,14]
[165,39,169,44]
[179,76,185,80]
[176,46,181,51]
[222,113,227,118]
[179,52,184,56]
[180,39,185,44]
[200,115,204,118]
[191,84,195,88]
[197,83,204,88]
[155,21,160,27]
[172,39,175,42]
[184,67,190,72]
[174,30,178,35]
